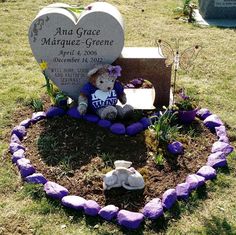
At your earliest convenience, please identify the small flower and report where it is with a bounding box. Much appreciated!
[108,65,122,79]
[39,60,48,71]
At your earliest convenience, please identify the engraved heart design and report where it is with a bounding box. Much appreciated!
[94,90,111,102]
[29,2,124,100]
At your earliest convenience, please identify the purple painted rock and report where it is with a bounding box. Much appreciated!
[215,126,227,137]
[61,195,87,210]
[16,158,30,167]
[83,114,100,123]
[67,107,82,119]
[20,118,32,128]
[110,123,126,135]
[185,174,205,190]
[9,142,25,154]
[46,106,66,118]
[98,205,119,221]
[44,181,69,200]
[25,173,47,184]
[143,198,163,219]
[31,112,46,123]
[130,78,143,87]
[11,125,26,140]
[178,109,197,124]
[98,119,112,128]
[139,117,151,129]
[168,141,183,155]
[10,134,21,144]
[207,152,227,168]
[203,114,223,130]
[162,188,177,210]
[126,122,143,136]
[117,210,144,230]
[176,182,191,200]
[197,165,217,180]
[12,149,25,163]
[84,200,101,216]
[211,141,234,156]
[196,108,212,120]
[219,136,229,143]
[19,163,36,178]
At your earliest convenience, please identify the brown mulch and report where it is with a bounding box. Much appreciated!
[9,100,218,212]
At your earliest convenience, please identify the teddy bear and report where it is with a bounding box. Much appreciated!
[77,64,134,120]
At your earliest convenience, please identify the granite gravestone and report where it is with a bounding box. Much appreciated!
[29,2,124,101]
[199,0,236,19]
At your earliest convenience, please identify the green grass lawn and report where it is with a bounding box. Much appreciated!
[1,0,236,234]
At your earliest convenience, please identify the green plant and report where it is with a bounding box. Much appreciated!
[154,153,165,166]
[30,98,44,111]
[175,89,198,111]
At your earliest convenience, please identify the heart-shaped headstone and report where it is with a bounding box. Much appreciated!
[29,2,124,101]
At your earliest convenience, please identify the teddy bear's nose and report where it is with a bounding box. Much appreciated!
[107,87,111,90]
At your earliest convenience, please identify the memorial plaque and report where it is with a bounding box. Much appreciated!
[29,2,124,100]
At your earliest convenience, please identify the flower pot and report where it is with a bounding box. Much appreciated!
[178,108,198,124]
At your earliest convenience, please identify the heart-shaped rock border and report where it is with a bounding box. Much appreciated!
[9,108,234,230]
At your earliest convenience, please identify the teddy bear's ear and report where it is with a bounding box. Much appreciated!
[87,67,99,77]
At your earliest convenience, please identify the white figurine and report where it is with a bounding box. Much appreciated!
[103,160,145,190]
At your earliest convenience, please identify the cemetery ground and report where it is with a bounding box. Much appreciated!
[0,0,236,234]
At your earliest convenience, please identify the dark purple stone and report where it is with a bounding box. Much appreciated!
[98,119,112,128]
[46,106,65,118]
[178,109,197,124]
[207,152,227,168]
[130,78,143,88]
[19,163,36,178]
[11,125,26,140]
[25,173,47,184]
[196,108,212,120]
[176,182,191,200]
[20,118,32,128]
[139,117,151,129]
[203,114,223,130]
[83,114,100,123]
[197,165,217,180]
[31,112,46,123]
[168,141,183,155]
[10,134,21,144]
[143,198,163,219]
[211,141,234,156]
[110,123,126,135]
[98,205,119,221]
[12,149,25,163]
[9,142,25,154]
[44,181,69,200]
[185,174,205,190]
[117,210,144,230]
[67,107,82,119]
[126,122,143,136]
[61,195,87,210]
[215,126,227,137]
[162,188,177,210]
[83,200,101,216]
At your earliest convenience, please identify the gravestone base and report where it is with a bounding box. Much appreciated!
[114,47,172,109]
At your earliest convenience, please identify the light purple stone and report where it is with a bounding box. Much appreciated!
[176,182,191,200]
[20,118,32,128]
[219,136,229,143]
[11,125,26,140]
[46,106,65,118]
[9,142,25,154]
[203,114,223,130]
[83,114,100,123]
[207,152,227,168]
[117,210,144,230]
[197,165,217,180]
[110,123,126,135]
[185,174,205,190]
[67,107,82,119]
[44,181,69,200]
[196,108,212,120]
[143,198,163,219]
[10,134,21,144]
[61,195,87,210]
[12,149,25,163]
[162,188,177,210]
[168,141,183,155]
[19,163,36,178]
[215,126,227,137]
[25,173,47,184]
[98,205,119,221]
[84,200,101,216]
[98,119,112,128]
[139,117,151,129]
[126,122,143,136]
[16,158,30,167]
[211,141,234,156]
[31,111,46,123]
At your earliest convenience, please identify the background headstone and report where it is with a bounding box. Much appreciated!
[29,2,124,101]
